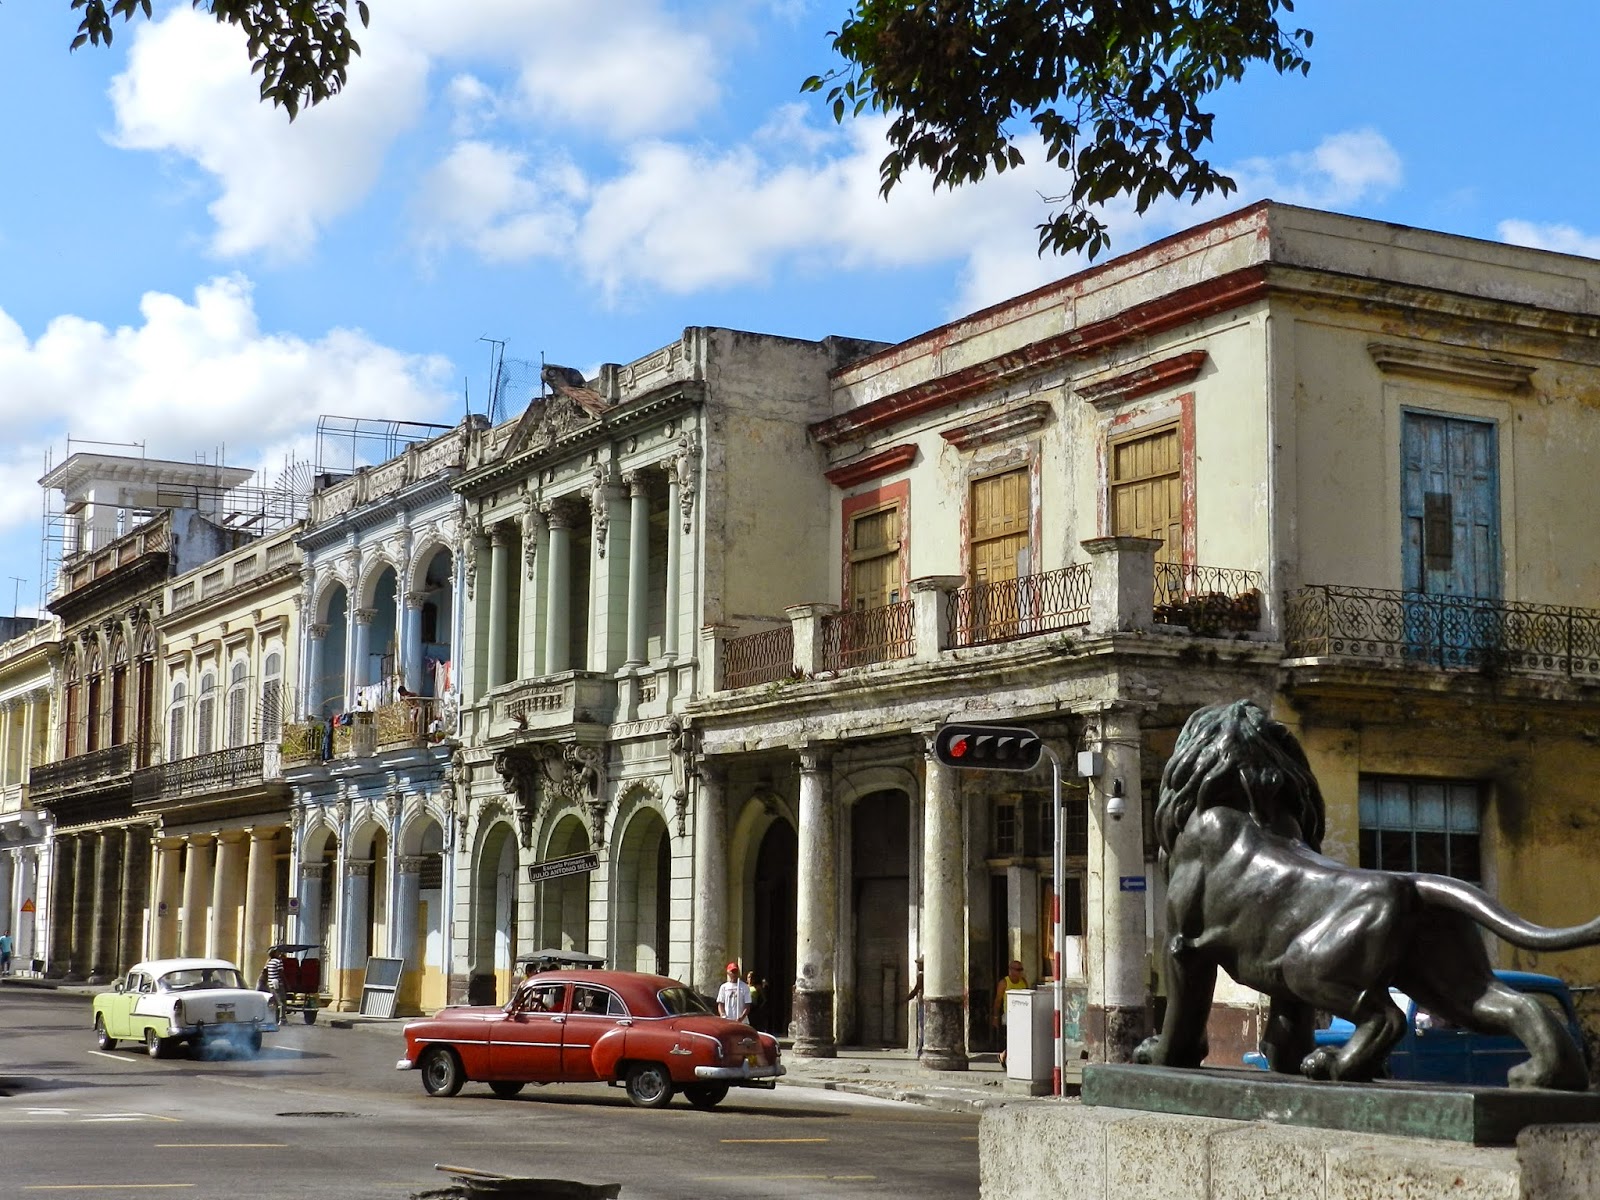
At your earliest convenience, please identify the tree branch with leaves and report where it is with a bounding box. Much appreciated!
[69,0,369,118]
[804,0,1311,259]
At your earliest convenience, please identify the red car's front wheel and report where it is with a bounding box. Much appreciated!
[420,1046,464,1098]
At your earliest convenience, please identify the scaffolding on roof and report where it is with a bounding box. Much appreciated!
[314,414,455,478]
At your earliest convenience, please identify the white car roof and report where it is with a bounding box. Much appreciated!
[128,958,244,975]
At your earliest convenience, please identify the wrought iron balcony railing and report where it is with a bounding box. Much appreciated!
[1154,563,1265,635]
[1284,585,1600,680]
[722,626,796,690]
[132,744,268,802]
[820,600,916,672]
[947,563,1093,648]
[30,743,138,798]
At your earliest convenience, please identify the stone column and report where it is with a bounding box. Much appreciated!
[306,623,328,715]
[17,847,39,965]
[209,830,247,961]
[339,859,373,1009]
[47,834,74,976]
[0,850,13,938]
[402,593,426,695]
[242,827,277,980]
[521,504,548,680]
[151,837,183,959]
[487,523,512,690]
[352,608,375,698]
[180,834,216,958]
[663,465,683,664]
[394,855,424,1014]
[87,830,121,982]
[69,834,95,979]
[623,472,650,669]
[920,739,969,1069]
[297,861,325,950]
[911,576,964,662]
[691,764,728,995]
[793,748,837,1058]
[543,505,574,674]
[116,826,147,973]
[1085,707,1149,1062]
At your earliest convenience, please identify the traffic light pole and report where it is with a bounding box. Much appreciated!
[1042,745,1065,1097]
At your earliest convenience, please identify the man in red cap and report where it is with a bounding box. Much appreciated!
[716,960,751,1022]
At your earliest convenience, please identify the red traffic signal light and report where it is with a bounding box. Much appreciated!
[933,723,1043,772]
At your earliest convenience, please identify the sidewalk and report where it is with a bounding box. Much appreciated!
[6,975,1067,1115]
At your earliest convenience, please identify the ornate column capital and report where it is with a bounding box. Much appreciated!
[403,590,427,611]
[309,621,329,641]
[353,608,377,627]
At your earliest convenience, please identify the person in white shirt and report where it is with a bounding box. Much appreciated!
[716,961,751,1022]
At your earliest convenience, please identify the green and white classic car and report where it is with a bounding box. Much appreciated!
[92,957,275,1058]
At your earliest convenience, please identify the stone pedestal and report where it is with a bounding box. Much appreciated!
[980,1099,1600,1200]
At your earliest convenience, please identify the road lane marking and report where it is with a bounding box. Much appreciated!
[718,1138,829,1144]
[154,1144,287,1149]
[88,1051,124,1062]
[24,1186,196,1192]
[695,1176,875,1182]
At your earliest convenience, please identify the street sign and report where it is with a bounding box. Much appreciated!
[20,898,34,913]
[932,722,1044,771]
[528,851,600,884]
[1119,876,1147,892]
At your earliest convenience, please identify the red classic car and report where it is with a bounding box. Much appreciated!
[396,969,784,1109]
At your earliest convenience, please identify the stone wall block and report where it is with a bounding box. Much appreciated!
[1518,1125,1600,1200]
[1322,1136,1517,1200]
[979,1105,1134,1200]
[1106,1111,1232,1200]
[1209,1122,1329,1200]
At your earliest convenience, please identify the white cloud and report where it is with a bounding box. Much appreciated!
[0,276,454,539]
[107,0,720,259]
[1497,219,1600,259]
[408,113,1407,313]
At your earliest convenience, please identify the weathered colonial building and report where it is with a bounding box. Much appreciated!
[448,332,884,1013]
[282,419,469,1013]
[0,616,59,971]
[32,454,258,980]
[145,521,303,977]
[687,200,1600,1066]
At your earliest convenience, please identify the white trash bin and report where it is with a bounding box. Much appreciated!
[1005,987,1055,1083]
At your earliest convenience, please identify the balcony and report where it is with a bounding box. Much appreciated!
[709,540,1264,694]
[30,743,139,800]
[1285,585,1600,681]
[947,563,1092,648]
[820,600,915,671]
[132,743,276,803]
[279,712,378,769]
[375,697,455,750]
[491,672,616,737]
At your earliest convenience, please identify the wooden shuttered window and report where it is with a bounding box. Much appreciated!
[848,504,903,611]
[1109,423,1181,563]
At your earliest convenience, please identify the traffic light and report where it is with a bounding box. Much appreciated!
[933,723,1044,772]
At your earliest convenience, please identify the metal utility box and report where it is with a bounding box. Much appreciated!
[1006,988,1056,1082]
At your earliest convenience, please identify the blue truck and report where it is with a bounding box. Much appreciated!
[1243,970,1589,1086]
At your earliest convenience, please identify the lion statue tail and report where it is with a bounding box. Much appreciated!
[1413,874,1600,950]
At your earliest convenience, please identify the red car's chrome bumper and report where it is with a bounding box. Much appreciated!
[694,1062,786,1083]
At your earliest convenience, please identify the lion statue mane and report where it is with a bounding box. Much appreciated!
[1134,698,1598,1090]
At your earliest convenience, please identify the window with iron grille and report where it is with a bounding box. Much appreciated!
[1359,776,1482,885]
[993,800,1019,855]
[260,652,283,741]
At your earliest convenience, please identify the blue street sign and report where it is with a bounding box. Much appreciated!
[1119,876,1147,892]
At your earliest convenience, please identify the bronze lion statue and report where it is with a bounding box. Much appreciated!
[1133,698,1599,1090]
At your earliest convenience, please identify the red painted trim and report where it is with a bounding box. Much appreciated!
[1078,350,1209,408]
[811,266,1268,446]
[840,480,910,610]
[824,443,917,489]
[828,200,1272,383]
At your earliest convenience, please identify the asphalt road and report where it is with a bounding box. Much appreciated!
[0,988,980,1199]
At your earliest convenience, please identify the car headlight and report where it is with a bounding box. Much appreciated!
[173,1001,186,1027]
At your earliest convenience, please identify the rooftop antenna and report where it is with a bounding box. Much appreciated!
[479,336,505,423]
[10,576,23,619]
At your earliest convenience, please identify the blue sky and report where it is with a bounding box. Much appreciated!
[1,1,1597,613]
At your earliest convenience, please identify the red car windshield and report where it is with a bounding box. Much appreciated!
[657,986,715,1016]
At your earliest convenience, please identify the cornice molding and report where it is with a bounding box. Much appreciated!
[1366,342,1534,393]
[938,401,1053,450]
[1077,350,1209,409]
[824,444,917,488]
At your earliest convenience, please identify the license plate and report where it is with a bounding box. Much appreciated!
[745,1054,757,1068]
[214,1011,236,1023]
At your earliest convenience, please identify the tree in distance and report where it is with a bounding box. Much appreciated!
[803,0,1313,260]
[65,0,370,118]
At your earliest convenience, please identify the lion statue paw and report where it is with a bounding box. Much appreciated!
[1300,1047,1338,1080]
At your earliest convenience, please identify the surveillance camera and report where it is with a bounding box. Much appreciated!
[1105,792,1126,820]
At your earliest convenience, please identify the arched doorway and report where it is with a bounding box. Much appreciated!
[317,586,349,715]
[852,790,910,1047]
[470,821,517,1005]
[398,814,447,1014]
[613,807,671,975]
[753,821,797,1037]
[540,816,591,954]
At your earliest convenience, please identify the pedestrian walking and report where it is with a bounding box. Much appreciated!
[744,970,764,1030]
[0,930,11,976]
[716,961,751,1022]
